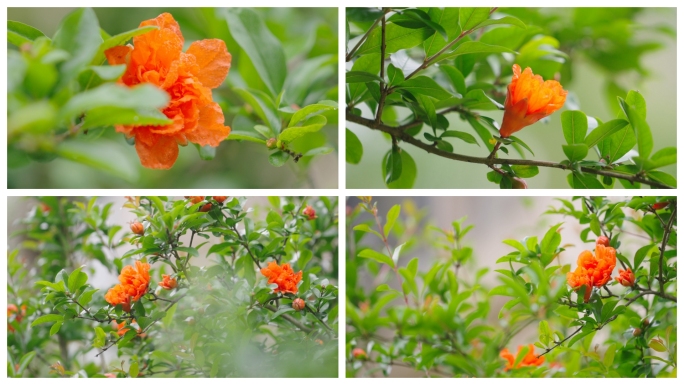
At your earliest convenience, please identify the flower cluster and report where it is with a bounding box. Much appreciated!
[260,261,302,294]
[566,239,617,302]
[500,344,545,371]
[615,268,635,287]
[158,274,177,290]
[7,304,27,332]
[499,64,567,138]
[105,13,232,169]
[105,261,151,312]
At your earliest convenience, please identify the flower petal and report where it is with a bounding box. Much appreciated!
[186,39,232,89]
[105,45,132,65]
[134,132,180,169]
[185,102,231,147]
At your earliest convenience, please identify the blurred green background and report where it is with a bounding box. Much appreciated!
[346,8,676,189]
[8,8,338,189]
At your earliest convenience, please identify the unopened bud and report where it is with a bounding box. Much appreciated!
[511,177,528,189]
[130,221,144,235]
[292,298,305,311]
[266,138,277,149]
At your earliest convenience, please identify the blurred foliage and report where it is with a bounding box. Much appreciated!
[346,7,676,189]
[346,196,676,377]
[7,8,338,188]
[8,196,338,377]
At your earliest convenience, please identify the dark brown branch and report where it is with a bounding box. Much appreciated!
[375,9,388,123]
[347,113,672,189]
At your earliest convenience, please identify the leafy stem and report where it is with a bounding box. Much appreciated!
[347,113,672,189]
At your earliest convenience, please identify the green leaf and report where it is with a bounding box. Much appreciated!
[225,8,286,96]
[268,151,289,167]
[442,130,479,146]
[93,326,106,348]
[346,129,363,164]
[60,83,170,122]
[604,343,617,367]
[81,107,171,130]
[423,8,461,57]
[561,110,588,145]
[271,307,295,320]
[440,66,466,95]
[233,88,280,134]
[392,243,406,264]
[619,94,653,159]
[572,173,605,189]
[358,249,395,269]
[511,165,539,178]
[540,223,562,256]
[278,115,327,142]
[31,314,64,327]
[648,339,668,353]
[584,119,629,149]
[347,54,380,103]
[384,147,403,184]
[387,64,404,86]
[52,8,102,89]
[563,144,589,162]
[382,149,417,188]
[475,16,526,30]
[129,361,139,378]
[353,224,382,239]
[415,94,438,128]
[288,102,337,128]
[254,125,272,139]
[395,76,452,100]
[67,266,87,293]
[509,136,534,155]
[356,24,435,56]
[92,25,157,64]
[225,131,267,144]
[8,21,46,46]
[459,8,491,31]
[384,205,401,237]
[401,9,448,40]
[436,41,514,63]
[647,170,676,188]
[648,147,676,169]
[463,89,504,110]
[49,321,63,336]
[163,303,177,328]
[88,64,126,81]
[78,289,98,307]
[346,70,384,84]
[297,249,313,270]
[56,141,138,183]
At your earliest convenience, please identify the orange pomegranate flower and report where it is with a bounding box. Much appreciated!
[158,274,177,290]
[105,261,151,312]
[566,243,616,302]
[500,344,545,371]
[8,304,27,332]
[113,320,146,337]
[260,261,303,294]
[499,64,567,138]
[105,13,232,169]
[615,268,635,287]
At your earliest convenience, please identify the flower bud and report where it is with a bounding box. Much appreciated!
[632,328,642,337]
[200,203,212,212]
[39,203,51,213]
[188,196,204,205]
[352,348,367,359]
[511,177,528,189]
[615,268,635,287]
[653,202,669,210]
[292,298,305,311]
[266,138,277,149]
[596,236,610,248]
[213,196,227,203]
[302,205,316,220]
[642,318,650,327]
[130,221,144,235]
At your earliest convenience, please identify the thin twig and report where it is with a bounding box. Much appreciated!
[375,9,388,124]
[346,114,672,189]
[346,11,385,61]
[658,204,676,294]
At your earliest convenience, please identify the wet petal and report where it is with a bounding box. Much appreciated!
[185,102,230,146]
[186,39,231,88]
[105,45,132,65]
[134,132,179,169]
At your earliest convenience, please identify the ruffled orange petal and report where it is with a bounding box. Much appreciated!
[134,132,180,170]
[105,45,132,65]
[185,102,230,147]
[186,39,232,89]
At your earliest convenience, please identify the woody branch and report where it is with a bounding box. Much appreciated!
[347,113,672,189]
